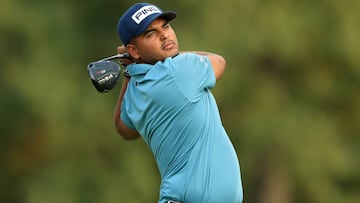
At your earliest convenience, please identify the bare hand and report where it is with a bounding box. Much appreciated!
[117,45,133,66]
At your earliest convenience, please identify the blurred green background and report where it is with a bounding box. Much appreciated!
[1,0,359,202]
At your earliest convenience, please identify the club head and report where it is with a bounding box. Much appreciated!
[87,60,122,93]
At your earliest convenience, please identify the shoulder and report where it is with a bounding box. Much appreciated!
[170,53,209,66]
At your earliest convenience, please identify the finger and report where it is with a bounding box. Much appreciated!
[120,58,133,66]
[117,45,126,54]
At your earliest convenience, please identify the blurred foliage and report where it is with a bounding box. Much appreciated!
[1,0,359,202]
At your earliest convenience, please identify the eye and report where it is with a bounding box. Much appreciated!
[163,23,171,29]
[145,31,155,38]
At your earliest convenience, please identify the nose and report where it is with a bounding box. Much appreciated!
[160,30,169,41]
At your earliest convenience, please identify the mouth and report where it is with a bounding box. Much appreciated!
[162,41,175,50]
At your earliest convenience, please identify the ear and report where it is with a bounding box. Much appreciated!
[126,44,140,60]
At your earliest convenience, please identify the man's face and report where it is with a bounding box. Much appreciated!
[130,18,179,64]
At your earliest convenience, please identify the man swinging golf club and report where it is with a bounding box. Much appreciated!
[113,3,243,203]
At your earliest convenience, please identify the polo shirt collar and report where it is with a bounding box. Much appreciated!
[127,63,153,76]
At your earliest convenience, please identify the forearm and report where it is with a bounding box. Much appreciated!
[114,78,128,128]
[114,78,140,140]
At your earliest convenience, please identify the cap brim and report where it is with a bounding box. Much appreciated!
[158,11,176,21]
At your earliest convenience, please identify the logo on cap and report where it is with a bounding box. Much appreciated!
[132,5,161,24]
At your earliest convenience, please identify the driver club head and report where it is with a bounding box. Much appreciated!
[87,60,122,93]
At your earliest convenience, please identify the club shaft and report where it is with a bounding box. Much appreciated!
[98,53,129,61]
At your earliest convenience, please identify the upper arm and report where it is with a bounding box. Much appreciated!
[178,51,226,81]
[115,118,140,140]
[116,100,140,140]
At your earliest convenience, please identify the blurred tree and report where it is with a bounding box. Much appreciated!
[0,0,359,202]
[0,86,47,202]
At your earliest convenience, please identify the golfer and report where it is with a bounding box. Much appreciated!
[114,3,243,203]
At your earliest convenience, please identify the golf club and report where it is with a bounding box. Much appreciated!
[87,53,130,93]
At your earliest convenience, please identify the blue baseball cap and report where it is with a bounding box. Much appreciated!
[117,3,176,45]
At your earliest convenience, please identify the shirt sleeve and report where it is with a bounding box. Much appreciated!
[171,53,216,100]
[120,99,136,130]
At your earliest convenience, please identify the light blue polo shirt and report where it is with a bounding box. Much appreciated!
[121,53,243,203]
